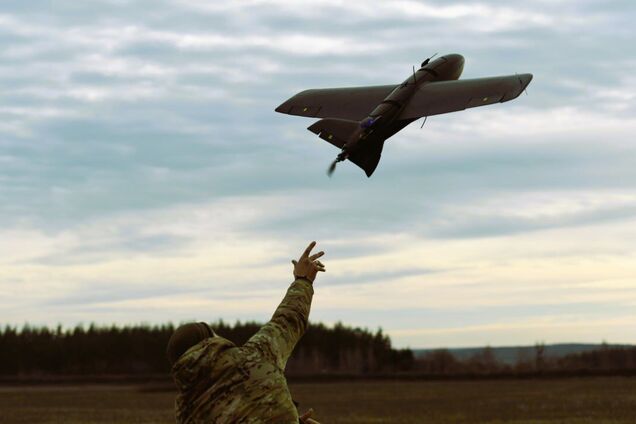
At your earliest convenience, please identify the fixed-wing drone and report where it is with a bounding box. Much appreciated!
[275,54,532,177]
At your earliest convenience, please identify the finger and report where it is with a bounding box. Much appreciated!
[292,260,298,266]
[301,241,316,259]
[300,409,314,420]
[314,260,324,267]
[309,251,324,261]
[317,267,326,272]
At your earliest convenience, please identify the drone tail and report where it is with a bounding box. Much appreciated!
[348,139,385,177]
[308,118,384,177]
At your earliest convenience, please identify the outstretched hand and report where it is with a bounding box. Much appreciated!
[292,241,326,283]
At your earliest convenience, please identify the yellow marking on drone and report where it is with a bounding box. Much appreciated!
[483,97,489,102]
[328,134,333,140]
[303,107,308,112]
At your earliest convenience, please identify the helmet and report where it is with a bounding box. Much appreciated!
[166,322,215,366]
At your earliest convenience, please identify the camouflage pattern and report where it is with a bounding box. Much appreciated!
[171,278,314,423]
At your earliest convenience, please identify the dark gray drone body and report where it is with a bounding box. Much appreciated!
[276,54,532,177]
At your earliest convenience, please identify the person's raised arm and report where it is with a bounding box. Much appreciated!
[246,241,325,369]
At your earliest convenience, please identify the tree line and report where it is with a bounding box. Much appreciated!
[414,343,636,377]
[2,324,634,379]
[0,322,413,377]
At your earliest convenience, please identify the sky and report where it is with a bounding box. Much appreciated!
[1,0,635,349]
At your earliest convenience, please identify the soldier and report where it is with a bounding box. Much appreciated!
[166,241,325,424]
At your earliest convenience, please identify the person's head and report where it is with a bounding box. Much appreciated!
[166,322,216,367]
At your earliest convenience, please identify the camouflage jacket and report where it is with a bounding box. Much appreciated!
[172,278,314,423]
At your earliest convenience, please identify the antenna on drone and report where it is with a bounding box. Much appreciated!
[421,52,438,67]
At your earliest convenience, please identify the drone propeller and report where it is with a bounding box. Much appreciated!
[421,52,438,67]
[327,159,338,176]
[327,151,348,177]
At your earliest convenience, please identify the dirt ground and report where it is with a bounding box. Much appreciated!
[1,377,635,423]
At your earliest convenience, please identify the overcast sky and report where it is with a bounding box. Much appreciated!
[1,0,635,348]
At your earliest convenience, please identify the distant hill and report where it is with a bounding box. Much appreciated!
[414,343,635,365]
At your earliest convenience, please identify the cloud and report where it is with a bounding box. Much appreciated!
[0,0,635,347]
[389,315,636,348]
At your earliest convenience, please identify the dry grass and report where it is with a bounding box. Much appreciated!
[292,378,636,423]
[0,377,635,423]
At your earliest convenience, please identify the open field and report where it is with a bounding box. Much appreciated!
[1,377,635,423]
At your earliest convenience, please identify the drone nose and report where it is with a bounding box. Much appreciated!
[443,54,464,80]
[444,54,464,67]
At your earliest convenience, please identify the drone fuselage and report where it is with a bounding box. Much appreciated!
[343,54,465,156]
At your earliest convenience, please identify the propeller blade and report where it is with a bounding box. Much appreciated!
[327,159,338,177]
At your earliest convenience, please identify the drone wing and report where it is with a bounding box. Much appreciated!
[275,85,397,121]
[399,74,533,119]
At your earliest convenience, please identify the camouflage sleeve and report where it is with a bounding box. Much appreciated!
[245,278,314,369]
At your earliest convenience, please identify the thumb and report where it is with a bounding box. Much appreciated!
[292,260,298,266]
[300,408,314,421]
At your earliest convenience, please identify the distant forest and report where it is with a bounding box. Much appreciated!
[1,323,635,379]
[0,322,412,377]
[415,343,636,377]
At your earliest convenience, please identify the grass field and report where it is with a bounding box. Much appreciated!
[1,377,635,423]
